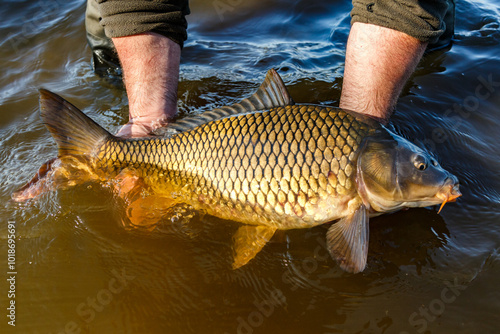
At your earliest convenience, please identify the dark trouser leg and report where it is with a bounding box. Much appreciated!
[85,0,121,77]
[427,0,455,52]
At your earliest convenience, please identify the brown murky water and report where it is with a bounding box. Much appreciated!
[1,1,499,333]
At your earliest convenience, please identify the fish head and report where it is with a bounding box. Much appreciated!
[357,129,461,213]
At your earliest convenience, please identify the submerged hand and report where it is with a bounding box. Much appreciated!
[115,115,170,138]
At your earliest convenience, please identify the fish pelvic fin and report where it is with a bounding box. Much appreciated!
[39,89,111,157]
[232,225,277,269]
[161,68,294,134]
[326,204,369,273]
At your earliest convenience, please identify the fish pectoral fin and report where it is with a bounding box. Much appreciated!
[326,204,369,273]
[232,225,277,269]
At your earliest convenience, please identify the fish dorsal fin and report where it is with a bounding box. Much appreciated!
[326,204,369,273]
[242,67,294,110]
[158,69,294,135]
[232,225,277,269]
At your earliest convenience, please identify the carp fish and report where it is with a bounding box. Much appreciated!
[13,69,461,273]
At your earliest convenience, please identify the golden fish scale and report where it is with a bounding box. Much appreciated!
[98,105,371,228]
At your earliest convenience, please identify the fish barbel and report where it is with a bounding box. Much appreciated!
[13,69,461,273]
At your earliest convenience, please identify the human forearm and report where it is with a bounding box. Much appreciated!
[340,22,427,121]
[113,32,181,137]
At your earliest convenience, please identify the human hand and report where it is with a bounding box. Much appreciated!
[115,115,170,138]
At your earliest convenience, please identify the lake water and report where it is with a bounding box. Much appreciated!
[0,0,499,333]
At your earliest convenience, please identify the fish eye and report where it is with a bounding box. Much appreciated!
[413,155,428,171]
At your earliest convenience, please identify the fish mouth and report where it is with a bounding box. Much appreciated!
[436,177,462,214]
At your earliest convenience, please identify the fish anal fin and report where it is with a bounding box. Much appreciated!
[123,194,178,230]
[326,204,369,273]
[110,170,175,230]
[112,169,145,200]
[232,225,277,269]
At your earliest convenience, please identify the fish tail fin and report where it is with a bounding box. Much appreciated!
[39,89,111,157]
